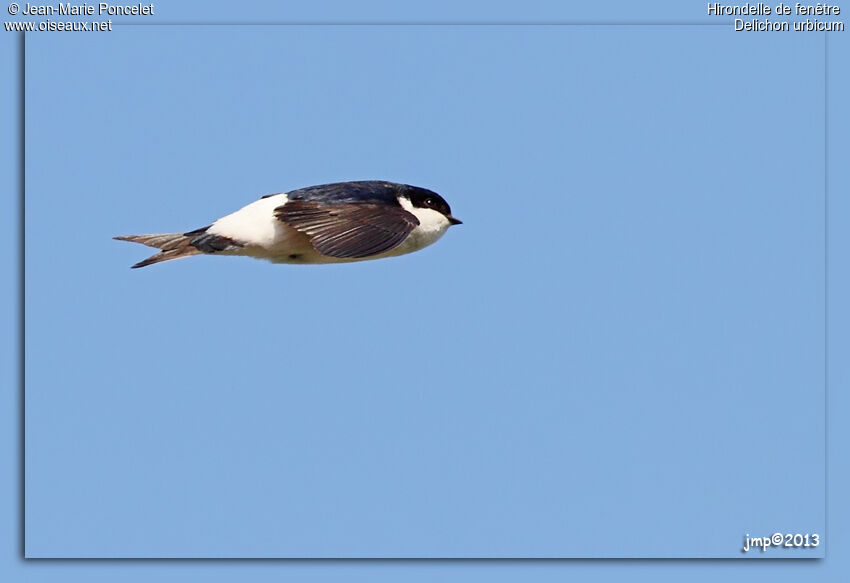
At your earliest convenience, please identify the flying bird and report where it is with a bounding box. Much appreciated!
[115,181,461,268]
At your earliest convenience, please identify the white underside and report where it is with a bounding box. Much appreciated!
[205,193,451,264]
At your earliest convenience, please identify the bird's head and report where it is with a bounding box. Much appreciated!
[399,185,462,228]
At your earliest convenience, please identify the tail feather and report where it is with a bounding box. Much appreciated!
[114,233,202,268]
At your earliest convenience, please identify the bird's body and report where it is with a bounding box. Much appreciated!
[116,181,461,268]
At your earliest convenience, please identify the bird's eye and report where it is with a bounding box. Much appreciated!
[424,198,435,207]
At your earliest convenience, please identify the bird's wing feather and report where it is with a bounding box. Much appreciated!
[275,201,419,258]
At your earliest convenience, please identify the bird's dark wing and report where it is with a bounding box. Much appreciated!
[275,201,419,258]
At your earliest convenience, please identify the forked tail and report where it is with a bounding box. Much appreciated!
[114,232,203,268]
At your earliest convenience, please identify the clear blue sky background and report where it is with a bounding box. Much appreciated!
[25,21,826,557]
[3,0,849,580]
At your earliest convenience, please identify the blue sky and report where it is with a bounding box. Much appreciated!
[2,0,849,580]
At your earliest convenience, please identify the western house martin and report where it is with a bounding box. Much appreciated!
[115,181,462,268]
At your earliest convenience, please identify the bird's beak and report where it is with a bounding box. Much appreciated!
[448,216,463,225]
